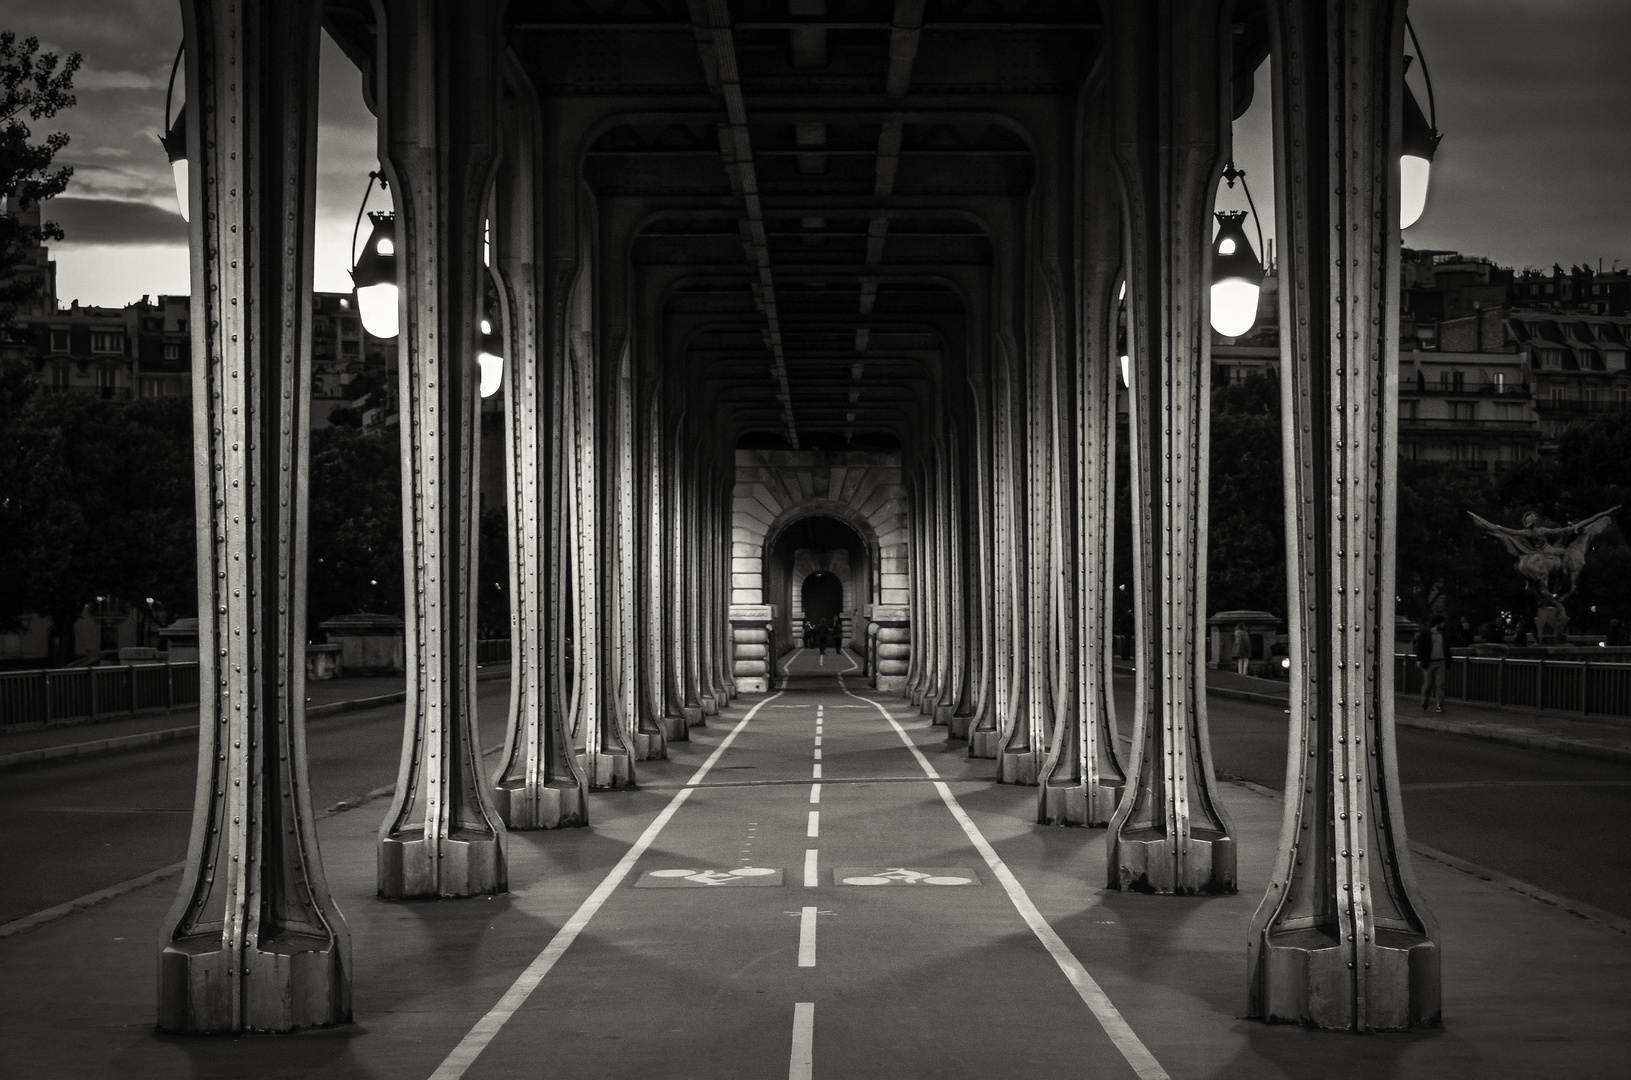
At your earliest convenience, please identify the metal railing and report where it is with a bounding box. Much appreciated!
[1395,653,1631,720]
[0,662,201,727]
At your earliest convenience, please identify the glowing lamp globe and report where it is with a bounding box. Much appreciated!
[1209,211,1264,338]
[351,212,400,339]
[478,317,503,398]
[160,103,189,223]
[1400,78,1441,229]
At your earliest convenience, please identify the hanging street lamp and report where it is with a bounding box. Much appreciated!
[1210,163,1266,339]
[159,46,187,222]
[349,171,399,339]
[1400,18,1442,230]
[478,274,503,398]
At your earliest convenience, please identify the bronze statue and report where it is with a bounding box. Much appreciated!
[1468,507,1620,643]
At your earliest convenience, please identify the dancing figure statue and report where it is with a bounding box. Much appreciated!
[1468,506,1620,643]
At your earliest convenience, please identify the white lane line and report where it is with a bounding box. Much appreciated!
[813,748,822,760]
[812,763,822,779]
[804,848,819,887]
[780,649,806,688]
[426,691,785,1080]
[806,811,820,837]
[814,735,822,746]
[809,783,821,804]
[837,666,1170,1080]
[798,906,818,966]
[789,1002,815,1080]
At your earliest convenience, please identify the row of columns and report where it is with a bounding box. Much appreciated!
[163,0,1437,1038]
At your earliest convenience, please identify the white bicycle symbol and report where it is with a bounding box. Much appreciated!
[647,867,779,885]
[842,868,972,886]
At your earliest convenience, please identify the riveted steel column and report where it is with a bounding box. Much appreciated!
[376,0,508,898]
[1248,0,1439,1030]
[634,381,669,756]
[1105,0,1236,894]
[159,0,349,1034]
[965,350,1001,755]
[1041,71,1126,826]
[490,63,588,831]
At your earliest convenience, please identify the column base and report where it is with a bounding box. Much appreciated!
[580,749,634,790]
[932,703,954,728]
[158,930,348,1034]
[997,746,1044,785]
[1039,779,1122,826]
[968,728,1000,758]
[735,677,769,693]
[875,675,908,692]
[378,829,507,899]
[633,730,666,761]
[663,714,690,741]
[682,705,704,727]
[909,686,926,706]
[1108,826,1235,895]
[1251,927,1440,1031]
[493,778,588,830]
[700,694,719,716]
[947,711,973,739]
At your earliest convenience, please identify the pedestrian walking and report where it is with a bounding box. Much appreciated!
[1416,615,1448,713]
[1231,622,1251,676]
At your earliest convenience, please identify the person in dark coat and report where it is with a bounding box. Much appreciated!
[1414,615,1448,713]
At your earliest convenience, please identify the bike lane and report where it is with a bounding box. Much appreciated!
[440,650,1163,1080]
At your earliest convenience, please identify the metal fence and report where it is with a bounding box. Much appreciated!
[0,662,201,727]
[476,637,511,666]
[1396,653,1631,720]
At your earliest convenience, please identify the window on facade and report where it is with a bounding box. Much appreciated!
[1400,400,1418,419]
[1452,371,1464,391]
[90,331,122,353]
[50,329,68,352]
[163,343,180,360]
[1438,372,1451,390]
[1617,388,1629,407]
[1449,401,1475,421]
[1550,387,1565,406]
[1493,372,1505,393]
[341,339,360,357]
[51,365,69,391]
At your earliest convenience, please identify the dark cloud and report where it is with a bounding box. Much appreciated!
[47,196,186,246]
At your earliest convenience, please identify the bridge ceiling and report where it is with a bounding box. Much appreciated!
[505,0,1105,450]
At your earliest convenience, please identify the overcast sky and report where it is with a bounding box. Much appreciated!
[4,0,1629,308]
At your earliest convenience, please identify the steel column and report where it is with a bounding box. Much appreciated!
[159,0,349,1033]
[1105,0,1236,894]
[1248,0,1440,1030]
[375,0,508,898]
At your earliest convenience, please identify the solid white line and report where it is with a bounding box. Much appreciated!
[804,848,819,886]
[789,1002,815,1080]
[812,763,821,779]
[809,783,821,804]
[426,691,785,1080]
[806,810,820,837]
[780,649,806,688]
[837,671,1170,1080]
[798,906,818,967]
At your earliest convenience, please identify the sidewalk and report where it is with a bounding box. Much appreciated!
[1203,666,1631,765]
[0,669,507,771]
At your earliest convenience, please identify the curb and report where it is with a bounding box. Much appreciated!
[0,667,510,773]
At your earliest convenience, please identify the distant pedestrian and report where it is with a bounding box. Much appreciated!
[1232,622,1251,676]
[1416,615,1448,713]
[816,618,830,656]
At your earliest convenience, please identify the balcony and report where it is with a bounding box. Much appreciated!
[1398,416,1536,432]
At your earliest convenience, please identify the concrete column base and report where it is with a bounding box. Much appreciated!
[909,686,926,706]
[968,728,1000,758]
[734,676,769,693]
[662,714,690,741]
[633,731,666,761]
[159,932,347,1034]
[1039,779,1121,827]
[493,779,588,830]
[581,749,633,790]
[378,830,506,899]
[1252,928,1440,1031]
[682,704,704,726]
[875,675,908,692]
[1109,828,1235,895]
[700,694,719,716]
[997,746,1044,785]
[933,703,955,728]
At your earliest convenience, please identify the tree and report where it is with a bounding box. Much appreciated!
[0,32,80,321]
[1207,372,1287,617]
[306,426,404,635]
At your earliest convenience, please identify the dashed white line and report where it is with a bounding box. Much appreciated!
[812,763,821,779]
[797,906,818,967]
[813,748,822,760]
[806,811,820,837]
[804,848,819,887]
[789,1002,814,1080]
[809,783,821,804]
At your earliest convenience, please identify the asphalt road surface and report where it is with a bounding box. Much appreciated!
[4,671,1629,929]
[0,680,511,925]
